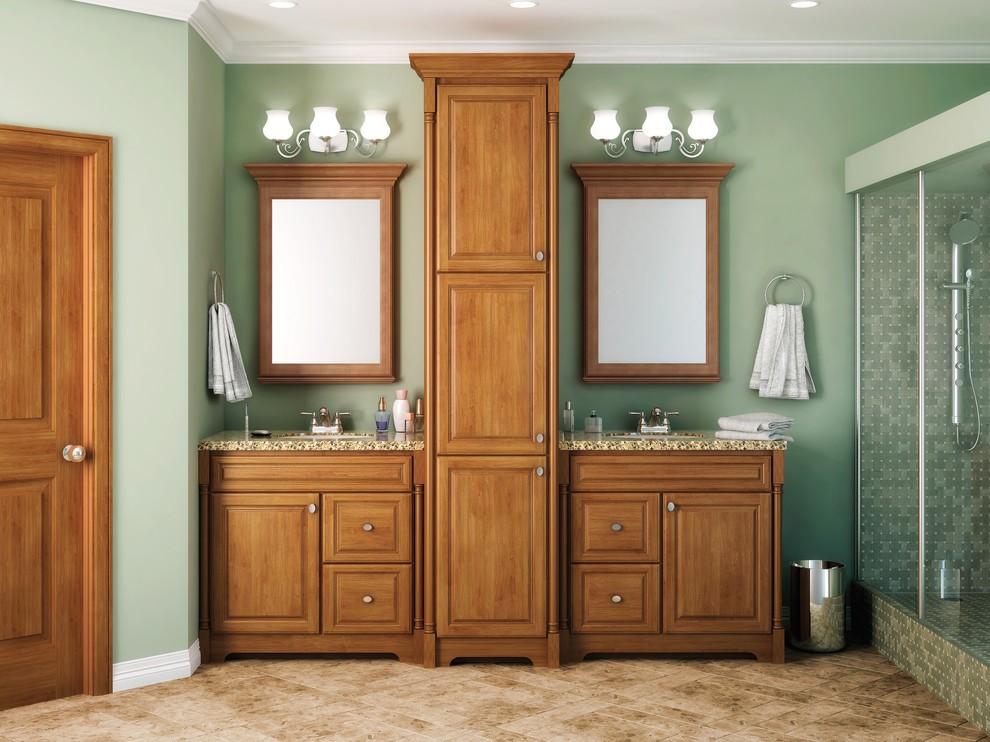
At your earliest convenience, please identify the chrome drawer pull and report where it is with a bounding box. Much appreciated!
[308,503,317,514]
[611,595,623,603]
[362,523,374,531]
[536,433,544,443]
[536,467,544,476]
[667,501,676,512]
[362,595,374,604]
[611,523,623,531]
[536,251,545,261]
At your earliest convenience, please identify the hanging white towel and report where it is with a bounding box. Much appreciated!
[715,429,794,442]
[749,304,816,400]
[208,301,252,403]
[718,412,794,433]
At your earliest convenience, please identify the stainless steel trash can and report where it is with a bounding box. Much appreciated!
[789,560,845,652]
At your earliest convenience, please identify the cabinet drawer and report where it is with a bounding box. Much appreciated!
[571,493,660,562]
[570,453,771,492]
[571,564,660,634]
[211,453,412,492]
[323,493,412,562]
[323,565,412,634]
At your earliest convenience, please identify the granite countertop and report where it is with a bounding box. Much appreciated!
[559,431,788,451]
[198,430,425,452]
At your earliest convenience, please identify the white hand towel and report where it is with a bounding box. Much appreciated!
[208,302,252,403]
[718,412,794,433]
[715,429,793,442]
[749,304,816,400]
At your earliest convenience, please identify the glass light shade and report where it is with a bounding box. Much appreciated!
[262,109,293,142]
[310,107,341,139]
[641,106,673,139]
[687,109,718,142]
[590,109,620,142]
[360,110,391,142]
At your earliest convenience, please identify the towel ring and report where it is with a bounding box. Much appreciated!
[764,273,806,307]
[211,270,224,305]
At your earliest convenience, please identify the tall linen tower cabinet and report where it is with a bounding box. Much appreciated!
[410,53,573,667]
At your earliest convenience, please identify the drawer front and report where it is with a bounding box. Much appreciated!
[323,564,412,634]
[211,453,412,492]
[571,493,660,562]
[570,453,771,492]
[571,564,660,634]
[323,493,412,562]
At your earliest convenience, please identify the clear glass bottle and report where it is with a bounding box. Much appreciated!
[374,395,391,432]
[562,401,574,433]
[584,409,603,433]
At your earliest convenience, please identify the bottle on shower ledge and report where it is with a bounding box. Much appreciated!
[374,395,391,433]
[392,389,411,433]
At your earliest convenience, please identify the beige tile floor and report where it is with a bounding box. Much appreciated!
[0,645,986,741]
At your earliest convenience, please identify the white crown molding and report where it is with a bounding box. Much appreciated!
[112,640,201,692]
[71,3,990,64]
[72,0,200,22]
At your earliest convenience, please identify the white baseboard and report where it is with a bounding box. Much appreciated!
[112,640,201,692]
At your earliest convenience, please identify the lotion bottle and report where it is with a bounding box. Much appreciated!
[392,389,411,433]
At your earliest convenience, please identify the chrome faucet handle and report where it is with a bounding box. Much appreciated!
[629,411,646,433]
[663,411,679,429]
[331,411,351,433]
[300,411,317,432]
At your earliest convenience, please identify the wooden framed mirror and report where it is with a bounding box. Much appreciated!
[247,162,406,383]
[572,162,733,383]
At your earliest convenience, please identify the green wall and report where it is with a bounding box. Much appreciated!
[225,62,989,600]
[0,0,222,662]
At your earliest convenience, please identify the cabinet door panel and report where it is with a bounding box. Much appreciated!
[663,492,771,634]
[437,85,547,272]
[211,493,320,634]
[436,456,547,636]
[571,564,660,634]
[323,565,412,634]
[437,274,547,454]
[323,493,411,563]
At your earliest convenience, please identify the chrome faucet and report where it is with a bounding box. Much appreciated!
[629,407,679,434]
[300,406,348,433]
[329,411,351,434]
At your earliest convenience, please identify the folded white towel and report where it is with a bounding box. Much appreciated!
[715,429,793,442]
[718,412,794,434]
[749,304,816,400]
[208,302,252,403]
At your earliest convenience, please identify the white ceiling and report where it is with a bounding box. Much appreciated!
[73,0,990,63]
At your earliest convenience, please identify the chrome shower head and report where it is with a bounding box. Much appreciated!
[949,212,981,246]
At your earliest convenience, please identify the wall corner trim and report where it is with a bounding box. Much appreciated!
[112,641,202,693]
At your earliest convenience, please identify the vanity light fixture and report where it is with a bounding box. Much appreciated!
[591,107,717,159]
[262,107,391,159]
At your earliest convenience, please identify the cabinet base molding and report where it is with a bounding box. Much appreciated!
[204,632,422,665]
[567,629,785,663]
[434,637,552,667]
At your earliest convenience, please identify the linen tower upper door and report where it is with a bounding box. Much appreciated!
[437,84,547,272]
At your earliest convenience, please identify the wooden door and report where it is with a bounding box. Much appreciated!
[0,133,111,709]
[436,456,547,636]
[211,493,321,634]
[436,273,547,455]
[662,492,772,634]
[437,84,547,272]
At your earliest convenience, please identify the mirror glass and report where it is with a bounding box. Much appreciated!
[247,163,406,383]
[573,162,733,382]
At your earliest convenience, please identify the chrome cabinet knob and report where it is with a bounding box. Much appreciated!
[611,523,623,531]
[362,523,374,532]
[536,467,545,476]
[308,503,317,514]
[535,251,545,261]
[611,595,623,603]
[362,595,374,604]
[667,502,676,512]
[62,445,86,463]
[536,433,544,443]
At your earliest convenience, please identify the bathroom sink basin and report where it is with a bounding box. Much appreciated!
[274,432,376,440]
[603,432,706,440]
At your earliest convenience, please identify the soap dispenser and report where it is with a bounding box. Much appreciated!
[374,395,391,432]
[584,410,603,433]
[392,389,410,433]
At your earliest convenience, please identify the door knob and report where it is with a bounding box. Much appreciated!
[62,445,86,463]
[667,501,676,512]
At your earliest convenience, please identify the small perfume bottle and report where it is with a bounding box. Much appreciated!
[562,401,574,433]
[584,409,603,433]
[414,398,425,434]
[374,395,391,432]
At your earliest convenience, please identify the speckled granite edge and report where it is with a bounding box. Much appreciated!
[198,431,424,451]
[559,432,788,451]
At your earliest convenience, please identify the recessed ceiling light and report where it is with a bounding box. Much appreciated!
[268,1,297,8]
[789,1,819,7]
[509,1,539,8]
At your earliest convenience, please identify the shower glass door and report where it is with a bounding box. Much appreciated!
[922,143,990,661]
[858,169,921,611]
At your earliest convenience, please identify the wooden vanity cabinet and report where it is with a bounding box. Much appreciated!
[199,450,424,664]
[412,53,573,667]
[561,450,785,663]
